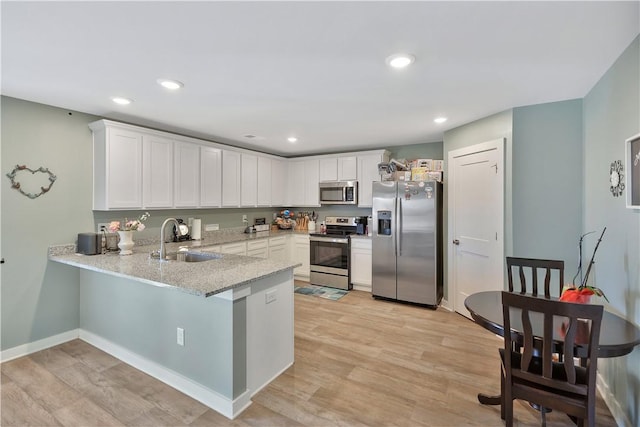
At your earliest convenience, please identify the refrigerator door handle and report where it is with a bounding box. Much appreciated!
[393,197,398,256]
[398,197,403,256]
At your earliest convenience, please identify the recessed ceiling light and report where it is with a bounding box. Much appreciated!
[386,53,415,69]
[111,97,132,105]
[157,79,184,90]
[434,117,448,124]
[287,137,298,143]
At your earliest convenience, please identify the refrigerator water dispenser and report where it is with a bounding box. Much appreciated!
[377,211,392,235]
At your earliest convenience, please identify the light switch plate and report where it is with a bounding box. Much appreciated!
[265,289,277,304]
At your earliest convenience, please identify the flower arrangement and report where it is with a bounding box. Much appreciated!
[560,227,609,303]
[108,212,150,232]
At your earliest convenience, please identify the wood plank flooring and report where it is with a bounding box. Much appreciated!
[1,285,618,426]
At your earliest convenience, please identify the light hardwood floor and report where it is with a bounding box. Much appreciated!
[1,285,618,426]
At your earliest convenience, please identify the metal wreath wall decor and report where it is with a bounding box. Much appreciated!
[609,159,625,197]
[6,164,57,199]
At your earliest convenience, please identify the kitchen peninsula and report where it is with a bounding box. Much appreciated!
[48,241,299,419]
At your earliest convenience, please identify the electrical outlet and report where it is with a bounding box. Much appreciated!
[205,224,219,231]
[265,289,277,304]
[177,327,185,346]
[242,214,248,223]
[97,223,109,233]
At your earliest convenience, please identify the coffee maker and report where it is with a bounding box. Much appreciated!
[355,216,368,235]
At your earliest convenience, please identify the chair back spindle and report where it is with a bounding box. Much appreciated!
[507,257,564,298]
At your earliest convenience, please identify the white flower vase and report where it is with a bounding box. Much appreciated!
[117,230,134,255]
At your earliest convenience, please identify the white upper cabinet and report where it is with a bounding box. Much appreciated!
[222,150,242,207]
[174,142,200,208]
[257,156,272,207]
[319,158,338,182]
[357,151,390,207]
[270,158,286,207]
[241,153,258,207]
[142,135,173,209]
[288,160,306,206]
[338,156,357,180]
[304,159,320,206]
[288,159,319,206]
[90,121,143,210]
[318,156,357,182]
[200,146,222,207]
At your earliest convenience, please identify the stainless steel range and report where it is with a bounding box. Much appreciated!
[309,216,357,290]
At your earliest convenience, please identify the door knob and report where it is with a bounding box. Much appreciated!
[452,239,460,245]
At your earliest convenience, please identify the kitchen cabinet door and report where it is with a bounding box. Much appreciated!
[268,236,288,261]
[257,156,272,207]
[351,238,372,291]
[304,159,320,206]
[270,159,286,207]
[247,240,269,259]
[338,156,357,181]
[222,150,241,207]
[241,153,258,207]
[319,157,338,182]
[288,161,305,206]
[358,153,387,207]
[100,126,143,209]
[142,135,173,209]
[292,234,310,279]
[174,142,200,207]
[200,146,222,207]
[220,241,247,255]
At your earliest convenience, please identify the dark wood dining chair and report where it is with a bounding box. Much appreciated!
[500,291,603,427]
[506,257,564,298]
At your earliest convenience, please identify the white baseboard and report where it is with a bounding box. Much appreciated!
[79,329,251,419]
[597,372,631,427]
[0,329,79,363]
[251,361,294,397]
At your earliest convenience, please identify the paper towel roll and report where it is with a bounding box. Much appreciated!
[191,219,202,240]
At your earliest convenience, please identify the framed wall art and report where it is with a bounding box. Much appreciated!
[626,132,640,209]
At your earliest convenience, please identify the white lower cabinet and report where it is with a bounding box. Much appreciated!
[247,239,268,258]
[268,236,288,261]
[350,238,372,291]
[291,234,310,280]
[220,241,247,255]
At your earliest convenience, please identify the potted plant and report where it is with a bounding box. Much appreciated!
[560,227,608,303]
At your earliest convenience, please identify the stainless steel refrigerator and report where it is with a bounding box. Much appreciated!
[371,180,443,306]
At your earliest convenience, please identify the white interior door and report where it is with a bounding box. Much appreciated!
[449,138,504,318]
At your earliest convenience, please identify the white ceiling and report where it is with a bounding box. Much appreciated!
[2,1,638,157]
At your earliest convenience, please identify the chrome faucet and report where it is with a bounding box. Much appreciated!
[159,218,181,260]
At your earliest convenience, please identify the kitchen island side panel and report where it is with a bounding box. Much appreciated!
[79,269,236,398]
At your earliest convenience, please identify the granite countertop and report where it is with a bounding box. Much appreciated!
[49,229,304,298]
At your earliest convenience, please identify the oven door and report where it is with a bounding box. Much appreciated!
[309,235,352,290]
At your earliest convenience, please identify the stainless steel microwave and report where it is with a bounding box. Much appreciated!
[319,181,358,205]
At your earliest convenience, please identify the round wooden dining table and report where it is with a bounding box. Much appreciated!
[464,290,640,405]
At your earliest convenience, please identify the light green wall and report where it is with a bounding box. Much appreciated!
[512,99,583,281]
[388,141,443,162]
[583,36,639,426]
[1,97,98,350]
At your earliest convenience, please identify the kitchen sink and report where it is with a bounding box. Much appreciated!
[165,251,223,262]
